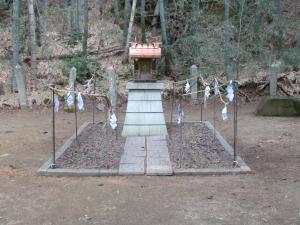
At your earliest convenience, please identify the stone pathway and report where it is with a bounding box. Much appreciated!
[119,136,173,176]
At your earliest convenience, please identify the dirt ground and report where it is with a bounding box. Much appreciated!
[0,99,299,225]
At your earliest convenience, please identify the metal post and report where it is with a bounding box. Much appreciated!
[179,95,183,168]
[200,100,203,122]
[170,83,175,139]
[213,95,216,140]
[115,108,118,141]
[51,86,56,168]
[92,76,96,124]
[105,101,109,141]
[233,81,238,162]
[74,82,78,140]
[170,83,175,124]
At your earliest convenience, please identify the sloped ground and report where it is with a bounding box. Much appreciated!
[0,100,299,225]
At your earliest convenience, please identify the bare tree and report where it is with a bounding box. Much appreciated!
[124,0,137,63]
[11,0,20,92]
[123,0,131,47]
[82,0,89,55]
[113,0,120,24]
[28,0,37,88]
[141,0,146,42]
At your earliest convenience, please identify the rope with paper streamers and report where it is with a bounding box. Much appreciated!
[47,84,112,118]
[172,75,238,122]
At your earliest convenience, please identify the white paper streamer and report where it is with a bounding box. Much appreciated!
[184,80,190,93]
[54,95,60,113]
[110,113,118,130]
[77,92,84,111]
[222,106,228,121]
[205,86,211,99]
[226,80,234,102]
[214,79,219,96]
[66,93,74,107]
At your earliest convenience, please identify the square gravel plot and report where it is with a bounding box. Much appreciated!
[55,123,126,169]
[167,123,235,169]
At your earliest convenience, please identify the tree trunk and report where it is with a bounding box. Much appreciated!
[275,0,284,58]
[42,0,49,59]
[70,0,76,32]
[159,0,171,75]
[11,0,20,92]
[124,0,137,63]
[63,0,69,34]
[159,0,168,45]
[35,1,42,47]
[43,0,49,32]
[151,1,159,33]
[254,0,261,32]
[113,0,120,24]
[75,0,80,33]
[28,0,37,88]
[191,0,199,35]
[224,0,232,80]
[123,0,131,47]
[82,0,89,55]
[141,0,146,42]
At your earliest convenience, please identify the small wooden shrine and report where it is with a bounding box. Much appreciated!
[129,42,161,80]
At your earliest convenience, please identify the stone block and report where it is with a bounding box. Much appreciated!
[256,96,300,117]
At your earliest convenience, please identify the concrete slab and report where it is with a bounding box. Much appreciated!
[120,156,145,164]
[122,150,146,157]
[119,136,146,175]
[119,162,145,175]
[146,163,172,176]
[127,82,164,90]
[146,136,173,176]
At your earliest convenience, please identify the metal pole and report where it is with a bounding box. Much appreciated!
[170,83,175,139]
[74,82,78,140]
[213,95,216,140]
[200,100,203,122]
[115,106,118,141]
[233,81,238,162]
[92,76,96,124]
[170,82,175,124]
[51,86,56,168]
[179,95,183,168]
[105,101,109,141]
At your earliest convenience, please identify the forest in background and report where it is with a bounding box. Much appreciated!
[0,0,299,107]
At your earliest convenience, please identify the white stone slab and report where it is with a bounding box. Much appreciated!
[127,82,164,90]
[128,90,162,101]
[126,101,163,113]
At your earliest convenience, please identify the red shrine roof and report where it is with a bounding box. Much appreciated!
[129,42,161,59]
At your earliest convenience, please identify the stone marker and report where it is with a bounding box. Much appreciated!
[269,63,279,96]
[190,65,198,102]
[107,66,117,110]
[68,67,77,99]
[15,64,28,108]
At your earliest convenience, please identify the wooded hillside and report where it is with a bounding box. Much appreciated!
[0,0,299,107]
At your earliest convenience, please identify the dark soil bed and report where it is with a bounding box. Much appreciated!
[167,122,235,169]
[56,123,125,169]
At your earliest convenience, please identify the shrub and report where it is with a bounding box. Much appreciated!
[61,57,100,84]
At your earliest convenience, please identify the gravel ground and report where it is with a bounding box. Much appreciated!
[56,123,125,169]
[167,122,235,169]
